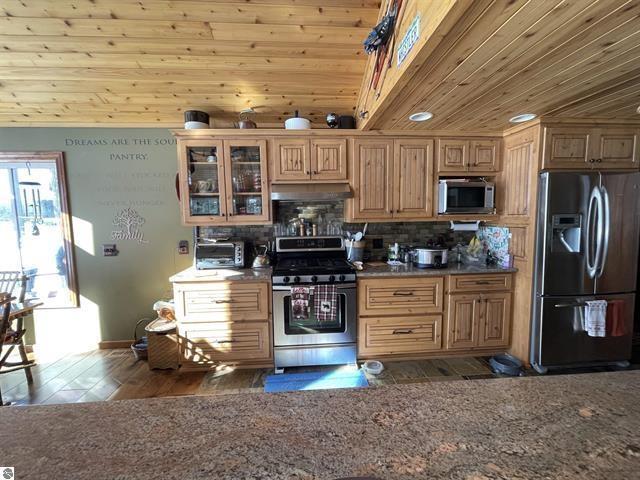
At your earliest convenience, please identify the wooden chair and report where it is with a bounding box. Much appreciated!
[0,291,35,406]
[0,271,28,303]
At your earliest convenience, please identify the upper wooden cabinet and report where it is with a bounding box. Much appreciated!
[311,138,348,181]
[348,138,434,221]
[271,138,348,182]
[438,138,501,173]
[270,139,310,181]
[177,138,270,225]
[394,140,435,219]
[543,127,639,170]
[350,139,394,220]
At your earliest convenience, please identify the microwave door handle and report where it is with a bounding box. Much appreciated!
[596,186,610,278]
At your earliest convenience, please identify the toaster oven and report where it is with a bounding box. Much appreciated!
[195,240,245,269]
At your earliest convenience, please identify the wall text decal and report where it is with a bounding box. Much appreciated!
[111,207,149,244]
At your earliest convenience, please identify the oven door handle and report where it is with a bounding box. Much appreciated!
[272,284,356,291]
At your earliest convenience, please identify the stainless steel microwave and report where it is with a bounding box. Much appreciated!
[438,179,495,214]
[195,240,245,269]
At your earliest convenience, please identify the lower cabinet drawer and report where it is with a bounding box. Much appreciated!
[358,277,444,316]
[179,322,271,365]
[358,316,443,357]
[175,282,270,322]
[448,274,512,293]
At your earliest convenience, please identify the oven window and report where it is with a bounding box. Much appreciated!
[283,292,346,334]
[447,186,485,209]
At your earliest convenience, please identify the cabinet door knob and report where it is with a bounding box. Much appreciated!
[597,158,602,163]
[589,158,595,163]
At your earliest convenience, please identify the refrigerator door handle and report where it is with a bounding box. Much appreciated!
[596,186,610,278]
[586,186,603,279]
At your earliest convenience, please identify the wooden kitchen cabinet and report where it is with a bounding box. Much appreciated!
[446,294,479,349]
[438,138,468,172]
[177,138,270,225]
[271,138,311,181]
[438,138,500,173]
[272,138,348,182]
[593,129,639,169]
[174,281,270,323]
[179,321,271,369]
[393,139,435,218]
[446,276,512,350]
[543,127,639,170]
[358,276,444,317]
[478,292,512,348]
[311,138,348,181]
[358,315,442,357]
[350,139,394,220]
[172,278,273,370]
[357,273,513,360]
[348,138,434,221]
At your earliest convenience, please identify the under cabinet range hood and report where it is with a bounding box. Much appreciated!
[271,183,352,201]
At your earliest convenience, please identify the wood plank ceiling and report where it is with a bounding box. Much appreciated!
[0,0,380,127]
[358,0,640,131]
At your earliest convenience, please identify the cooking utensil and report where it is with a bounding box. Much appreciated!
[362,223,368,237]
[354,232,363,241]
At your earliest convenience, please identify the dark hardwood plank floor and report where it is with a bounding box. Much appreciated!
[2,349,636,406]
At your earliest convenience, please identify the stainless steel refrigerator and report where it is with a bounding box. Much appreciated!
[531,171,640,373]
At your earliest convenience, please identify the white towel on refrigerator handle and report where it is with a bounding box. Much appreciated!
[585,300,607,337]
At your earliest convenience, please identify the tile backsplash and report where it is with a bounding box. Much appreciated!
[199,201,475,261]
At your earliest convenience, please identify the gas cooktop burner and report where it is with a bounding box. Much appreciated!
[272,236,356,285]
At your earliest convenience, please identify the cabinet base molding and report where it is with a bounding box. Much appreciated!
[179,360,274,372]
[357,347,509,362]
[98,340,133,349]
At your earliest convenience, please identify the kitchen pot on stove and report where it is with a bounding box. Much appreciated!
[413,247,448,269]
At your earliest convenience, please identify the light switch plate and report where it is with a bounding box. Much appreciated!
[102,244,118,256]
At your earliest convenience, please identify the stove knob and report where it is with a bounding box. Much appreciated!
[338,274,346,282]
[328,275,336,283]
[311,275,318,283]
[282,276,290,284]
[293,276,301,284]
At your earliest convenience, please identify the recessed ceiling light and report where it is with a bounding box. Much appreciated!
[409,111,433,122]
[509,113,537,123]
[636,105,640,114]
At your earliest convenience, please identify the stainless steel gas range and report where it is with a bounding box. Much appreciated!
[271,236,357,373]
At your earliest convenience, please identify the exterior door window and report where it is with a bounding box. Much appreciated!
[0,152,78,307]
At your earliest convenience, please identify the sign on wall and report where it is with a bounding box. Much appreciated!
[397,15,420,67]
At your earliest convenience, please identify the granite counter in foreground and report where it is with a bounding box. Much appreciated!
[357,262,517,277]
[169,266,272,283]
[1,371,639,480]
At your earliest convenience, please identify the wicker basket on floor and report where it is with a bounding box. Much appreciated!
[147,330,179,370]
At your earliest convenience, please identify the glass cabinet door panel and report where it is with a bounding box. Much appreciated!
[180,141,226,222]
[224,140,269,221]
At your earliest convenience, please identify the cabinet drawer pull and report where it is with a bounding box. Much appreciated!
[213,339,236,344]
[474,281,491,285]
[214,299,234,304]
[392,328,414,335]
[393,290,414,296]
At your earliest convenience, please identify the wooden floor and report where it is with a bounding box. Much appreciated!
[1,349,636,406]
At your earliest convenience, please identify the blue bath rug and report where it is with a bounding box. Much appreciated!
[264,369,369,393]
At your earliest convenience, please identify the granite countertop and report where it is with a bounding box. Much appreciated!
[357,261,517,277]
[2,371,639,479]
[169,266,272,283]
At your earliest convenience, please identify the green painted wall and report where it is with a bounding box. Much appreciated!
[0,128,192,345]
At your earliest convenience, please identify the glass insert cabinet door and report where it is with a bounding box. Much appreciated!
[178,138,269,225]
[223,139,269,223]
[179,140,226,223]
